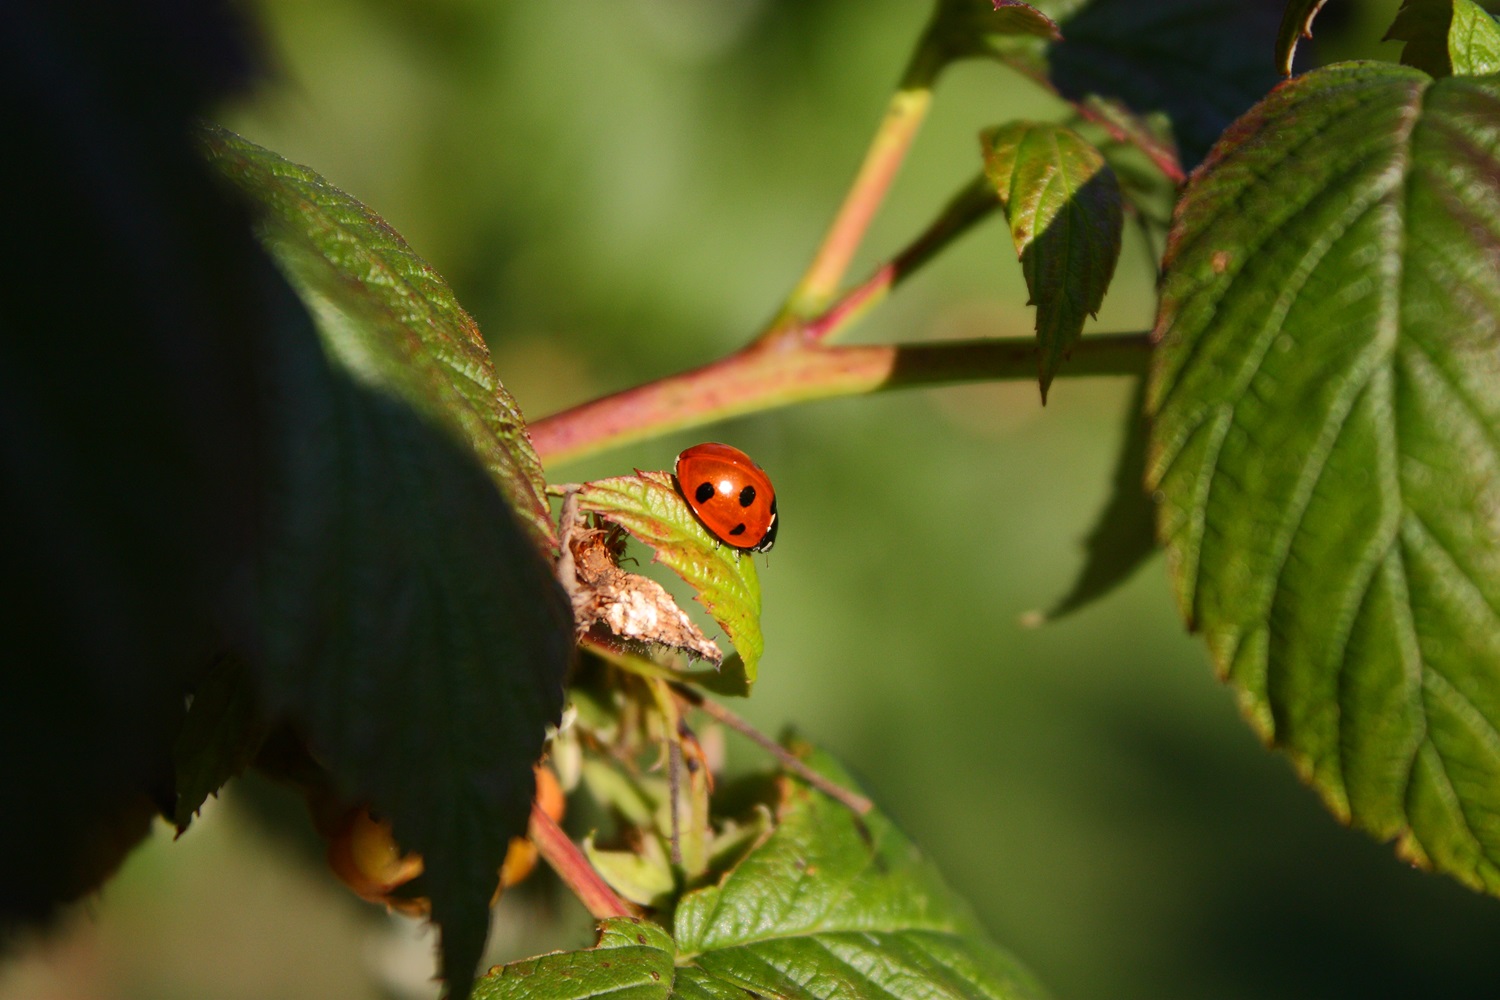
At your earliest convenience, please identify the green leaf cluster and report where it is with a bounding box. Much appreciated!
[477,753,1047,1000]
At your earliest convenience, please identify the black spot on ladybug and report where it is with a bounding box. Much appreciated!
[738,484,756,507]
[729,523,747,536]
[695,482,715,504]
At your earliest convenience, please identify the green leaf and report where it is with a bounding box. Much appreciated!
[937,0,1282,170]
[1275,0,1333,76]
[200,126,554,553]
[173,653,269,831]
[585,833,677,908]
[981,122,1123,401]
[1385,0,1500,77]
[576,472,764,687]
[202,127,573,998]
[473,918,676,1000]
[673,751,1048,1000]
[1149,64,1500,894]
[1042,378,1156,619]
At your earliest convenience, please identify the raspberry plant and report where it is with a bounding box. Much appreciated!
[7,1,1500,998]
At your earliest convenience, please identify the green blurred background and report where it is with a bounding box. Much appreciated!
[8,2,1500,998]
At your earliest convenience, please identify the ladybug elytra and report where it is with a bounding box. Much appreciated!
[673,442,778,552]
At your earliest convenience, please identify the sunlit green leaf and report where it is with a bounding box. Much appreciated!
[576,472,764,686]
[673,751,1048,1000]
[1150,64,1500,894]
[473,919,676,1000]
[981,121,1122,400]
[1385,0,1500,77]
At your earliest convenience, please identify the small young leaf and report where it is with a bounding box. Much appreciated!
[584,834,677,908]
[1151,64,1500,896]
[982,122,1123,401]
[1275,0,1333,75]
[173,653,269,831]
[1042,378,1157,620]
[1385,0,1500,77]
[576,472,764,686]
[673,750,1048,1000]
[472,918,676,1000]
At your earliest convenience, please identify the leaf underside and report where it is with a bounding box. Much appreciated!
[1150,64,1500,895]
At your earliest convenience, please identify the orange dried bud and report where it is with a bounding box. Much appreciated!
[326,806,424,904]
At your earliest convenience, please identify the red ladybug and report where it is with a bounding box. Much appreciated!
[673,443,778,552]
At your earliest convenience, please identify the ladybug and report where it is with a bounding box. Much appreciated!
[673,442,778,552]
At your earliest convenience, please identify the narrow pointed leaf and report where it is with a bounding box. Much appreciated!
[1276,0,1333,75]
[673,751,1048,1000]
[202,128,573,999]
[982,122,1123,400]
[473,918,676,1000]
[1385,0,1500,77]
[1043,378,1156,619]
[1150,64,1500,894]
[576,472,763,686]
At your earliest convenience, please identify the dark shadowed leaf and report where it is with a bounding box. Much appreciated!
[202,128,572,999]
[576,472,764,686]
[1385,0,1500,77]
[1150,64,1500,895]
[202,126,554,553]
[938,0,1283,171]
[981,121,1123,400]
[1043,378,1156,619]
[173,653,269,831]
[0,1,263,929]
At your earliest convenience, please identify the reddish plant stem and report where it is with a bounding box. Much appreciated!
[781,84,935,323]
[530,331,1151,466]
[529,801,634,920]
[677,686,873,816]
[802,174,1001,344]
